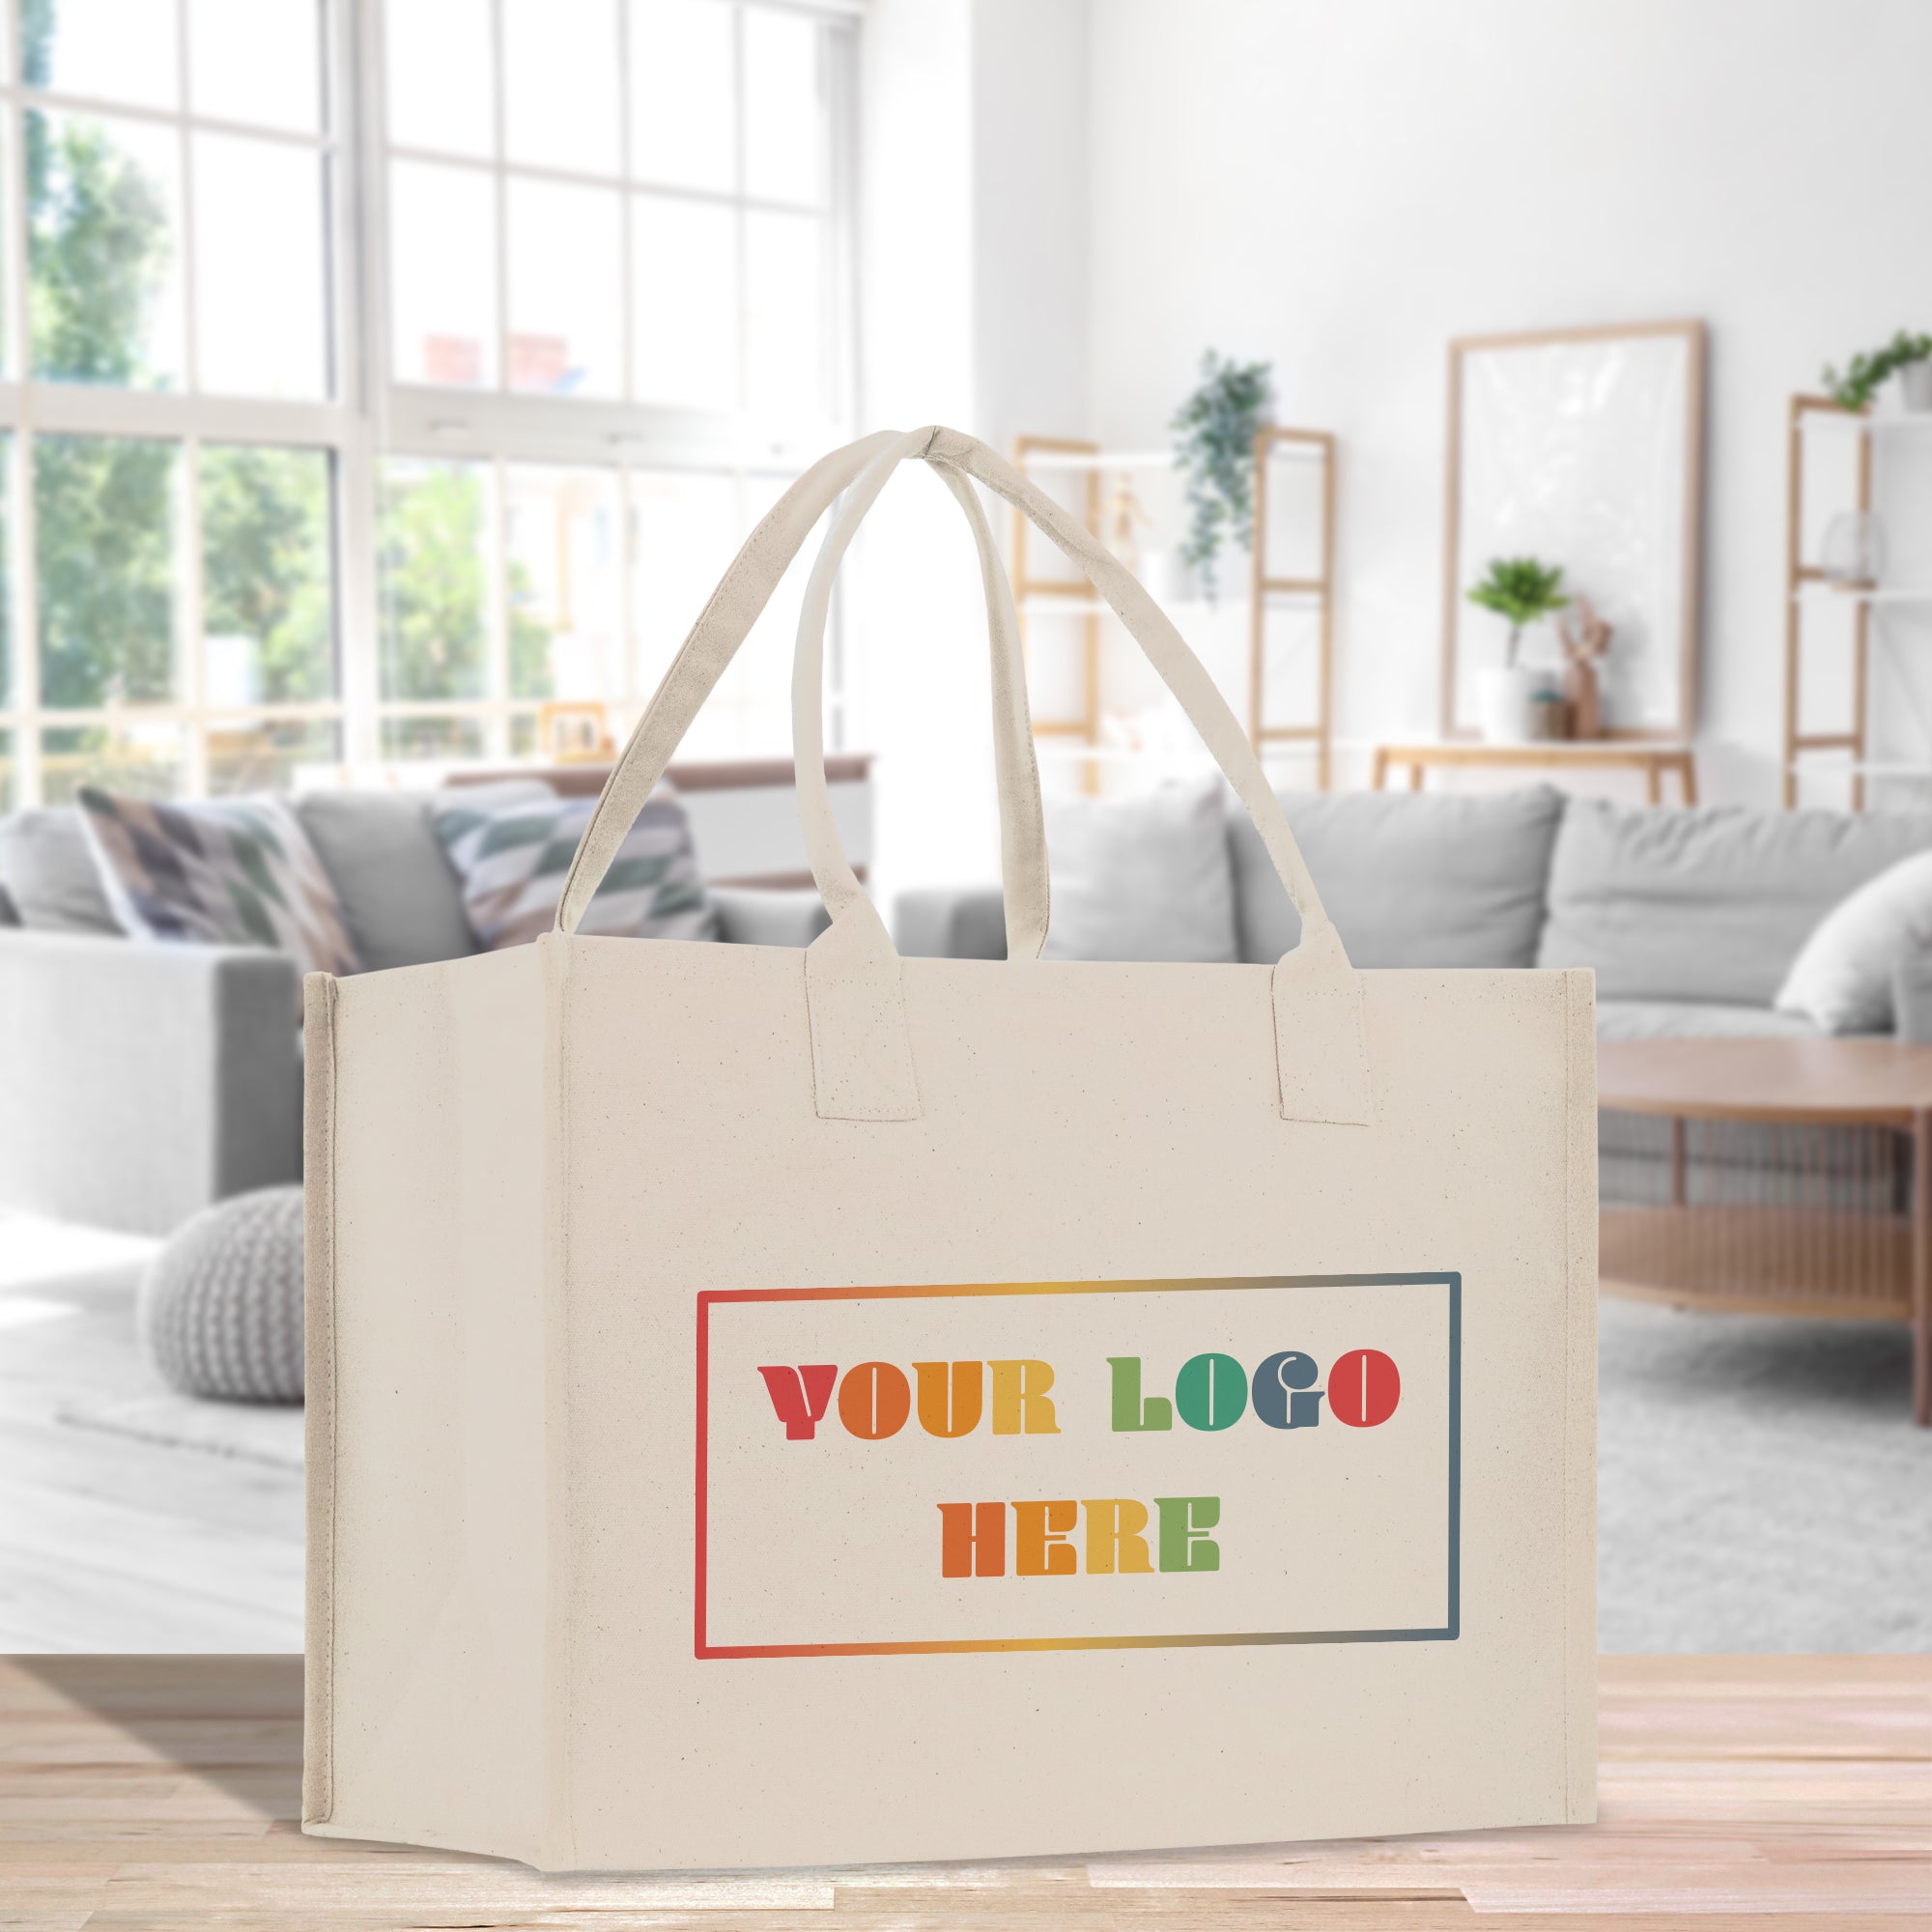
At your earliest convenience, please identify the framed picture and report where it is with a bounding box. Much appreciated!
[1440,319,1706,740]
[540,700,614,764]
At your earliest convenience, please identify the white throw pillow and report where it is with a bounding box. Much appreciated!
[1041,775,1238,963]
[1775,849,1932,1034]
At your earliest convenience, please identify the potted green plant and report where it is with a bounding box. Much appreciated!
[1169,352,1273,602]
[1823,329,1932,413]
[1466,556,1569,742]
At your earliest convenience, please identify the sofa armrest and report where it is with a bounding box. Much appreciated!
[707,886,832,950]
[894,886,1008,960]
[0,929,301,1236]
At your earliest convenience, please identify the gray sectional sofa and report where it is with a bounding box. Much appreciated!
[896,783,1932,1038]
[896,784,1932,1218]
[0,784,830,1235]
[7,779,1931,1238]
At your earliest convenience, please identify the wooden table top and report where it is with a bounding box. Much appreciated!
[1599,1036,1932,1125]
[3,1654,1925,1927]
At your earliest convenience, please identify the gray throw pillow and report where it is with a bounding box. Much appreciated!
[0,807,122,933]
[1042,775,1238,963]
[1229,784,1566,967]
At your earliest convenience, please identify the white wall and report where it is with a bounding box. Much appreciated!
[854,0,1091,904]
[1084,0,1932,804]
[970,0,1091,462]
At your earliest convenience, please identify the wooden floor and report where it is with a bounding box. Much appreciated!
[1,1655,1925,1928]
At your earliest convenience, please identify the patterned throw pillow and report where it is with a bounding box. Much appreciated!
[430,783,718,950]
[76,788,363,979]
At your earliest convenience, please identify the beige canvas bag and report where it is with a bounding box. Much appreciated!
[303,425,1596,1873]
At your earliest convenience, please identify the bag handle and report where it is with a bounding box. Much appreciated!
[554,429,1048,959]
[558,426,1371,1131]
[791,428,1372,1128]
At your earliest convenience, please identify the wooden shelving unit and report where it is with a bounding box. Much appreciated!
[1011,431,1337,792]
[1783,398,1932,809]
[1249,426,1335,788]
[1010,435,1104,792]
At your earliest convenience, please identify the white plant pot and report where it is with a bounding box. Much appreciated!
[1899,361,1932,412]
[1475,664,1553,745]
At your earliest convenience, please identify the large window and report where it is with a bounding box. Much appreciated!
[0,0,349,807]
[0,0,857,809]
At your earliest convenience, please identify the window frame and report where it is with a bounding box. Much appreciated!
[0,0,369,806]
[358,0,862,765]
[0,0,861,809]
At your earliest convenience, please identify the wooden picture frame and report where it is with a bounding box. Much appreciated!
[1441,319,1706,741]
[539,699,614,765]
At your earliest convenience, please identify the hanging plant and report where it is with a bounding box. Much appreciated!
[1170,351,1273,602]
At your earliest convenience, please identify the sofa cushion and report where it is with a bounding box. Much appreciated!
[77,787,362,980]
[294,784,550,971]
[1538,800,1932,1004]
[1229,784,1565,967]
[0,807,120,933]
[1596,998,1821,1042]
[1042,776,1238,962]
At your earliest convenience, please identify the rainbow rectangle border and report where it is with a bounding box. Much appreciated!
[694,1272,1462,1661]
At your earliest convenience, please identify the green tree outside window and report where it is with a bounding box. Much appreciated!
[19,0,554,778]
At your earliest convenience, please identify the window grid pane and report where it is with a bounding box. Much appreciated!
[35,432,179,708]
[42,718,185,801]
[25,0,182,112]
[0,2,851,806]
[503,465,622,702]
[27,106,185,390]
[188,0,326,136]
[505,178,621,399]
[368,456,822,762]
[199,442,337,705]
[370,2,853,771]
[376,457,495,705]
[389,158,497,388]
[388,1,839,419]
[192,132,330,400]
[18,2,337,407]
[0,0,349,809]
[205,714,341,792]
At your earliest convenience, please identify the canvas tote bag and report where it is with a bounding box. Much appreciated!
[303,425,1597,1873]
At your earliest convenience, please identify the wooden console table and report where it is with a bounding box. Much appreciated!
[1599,1037,1932,1425]
[1373,740,1697,803]
[3,1655,1923,1923]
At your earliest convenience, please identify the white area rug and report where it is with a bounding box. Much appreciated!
[1597,1294,1931,1651]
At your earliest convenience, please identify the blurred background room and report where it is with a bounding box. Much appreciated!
[0,0,1928,1656]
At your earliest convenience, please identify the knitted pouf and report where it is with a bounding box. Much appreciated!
[137,1185,305,1403]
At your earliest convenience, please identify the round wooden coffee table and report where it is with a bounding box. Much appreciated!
[1598,1037,1932,1426]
